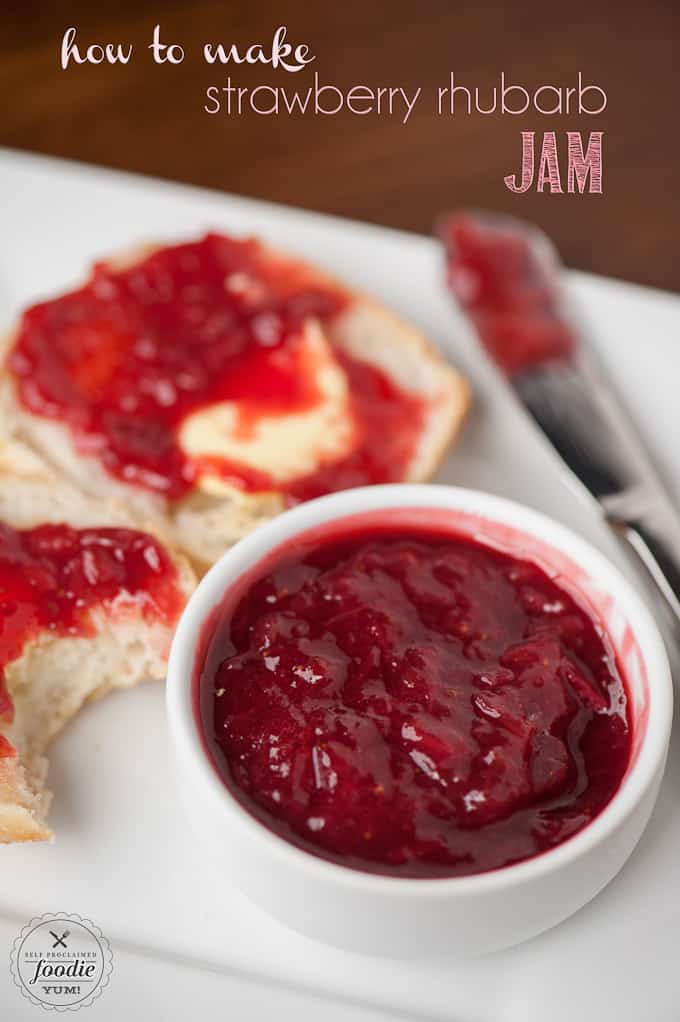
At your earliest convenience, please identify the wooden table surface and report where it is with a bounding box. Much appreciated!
[2,1,678,291]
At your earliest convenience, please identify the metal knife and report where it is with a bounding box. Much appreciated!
[441,209,680,628]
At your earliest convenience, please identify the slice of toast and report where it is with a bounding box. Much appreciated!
[0,440,195,842]
[0,237,470,572]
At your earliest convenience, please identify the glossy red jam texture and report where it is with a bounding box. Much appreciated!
[442,214,576,375]
[8,234,424,500]
[197,524,631,878]
[0,522,182,747]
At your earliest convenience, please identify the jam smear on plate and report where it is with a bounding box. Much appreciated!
[8,234,425,501]
[0,522,182,750]
[197,524,631,878]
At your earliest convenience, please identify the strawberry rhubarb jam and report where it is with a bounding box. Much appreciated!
[8,234,425,501]
[196,522,631,878]
[442,214,575,375]
[0,522,182,752]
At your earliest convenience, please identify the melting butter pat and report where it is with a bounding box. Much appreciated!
[179,324,355,492]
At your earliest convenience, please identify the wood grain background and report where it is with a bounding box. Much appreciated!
[1,1,678,290]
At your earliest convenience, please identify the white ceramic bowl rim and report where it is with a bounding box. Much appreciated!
[166,484,673,898]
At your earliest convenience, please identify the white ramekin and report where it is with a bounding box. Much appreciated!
[166,485,673,958]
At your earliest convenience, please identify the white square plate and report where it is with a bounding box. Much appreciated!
[1,149,679,1020]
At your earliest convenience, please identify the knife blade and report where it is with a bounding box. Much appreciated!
[441,209,680,627]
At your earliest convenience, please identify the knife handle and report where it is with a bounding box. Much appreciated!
[611,517,680,628]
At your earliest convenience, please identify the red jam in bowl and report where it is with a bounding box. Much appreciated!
[0,522,182,750]
[442,214,575,376]
[8,234,425,501]
[195,520,631,878]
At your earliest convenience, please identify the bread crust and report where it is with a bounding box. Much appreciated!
[0,439,195,843]
[0,239,469,573]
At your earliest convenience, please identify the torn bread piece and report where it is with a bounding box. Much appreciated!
[1,235,470,572]
[0,440,195,842]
